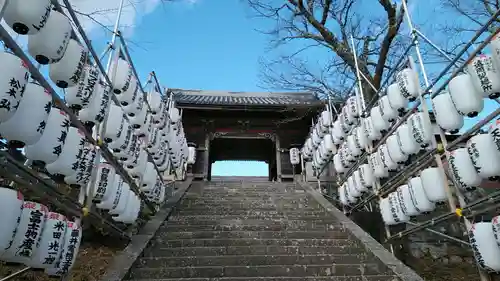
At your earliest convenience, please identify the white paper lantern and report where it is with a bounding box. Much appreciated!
[379,95,397,123]
[116,194,141,223]
[319,110,332,128]
[136,112,153,139]
[153,110,167,130]
[125,147,148,179]
[388,192,409,224]
[169,107,181,124]
[344,182,357,204]
[340,106,354,126]
[65,65,99,110]
[109,183,131,216]
[397,123,420,155]
[0,52,30,122]
[364,116,381,141]
[147,89,164,115]
[96,176,122,210]
[121,82,142,116]
[49,39,87,88]
[491,33,500,68]
[112,193,137,222]
[333,153,345,174]
[407,176,435,213]
[379,197,396,225]
[79,82,110,126]
[467,133,500,180]
[409,112,433,148]
[289,147,300,165]
[3,0,51,35]
[448,73,484,117]
[110,58,133,94]
[29,212,66,269]
[469,222,500,272]
[432,92,464,134]
[130,104,148,130]
[386,134,408,164]
[370,152,388,179]
[141,162,157,192]
[347,134,361,157]
[45,127,86,179]
[359,163,374,188]
[90,163,117,203]
[353,170,368,193]
[396,68,420,101]
[379,144,398,172]
[387,83,408,115]
[347,176,362,198]
[158,154,170,172]
[493,215,500,246]
[468,54,500,99]
[0,83,51,147]
[490,119,500,151]
[2,202,48,263]
[330,120,345,144]
[372,104,391,135]
[396,184,420,217]
[420,167,447,203]
[0,188,24,256]
[355,125,368,151]
[146,128,161,155]
[448,148,482,191]
[27,10,71,65]
[25,108,70,165]
[346,96,360,118]
[46,221,82,276]
[64,143,96,187]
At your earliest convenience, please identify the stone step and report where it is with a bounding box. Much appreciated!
[150,238,358,248]
[136,254,375,268]
[163,218,340,226]
[127,264,392,279]
[160,222,341,232]
[127,276,399,281]
[142,245,368,257]
[157,230,349,240]
[167,215,339,222]
[173,210,329,216]
[173,206,324,212]
[177,202,323,208]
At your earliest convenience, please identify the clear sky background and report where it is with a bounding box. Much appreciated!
[3,0,497,177]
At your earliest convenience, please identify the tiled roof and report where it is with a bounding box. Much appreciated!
[170,89,321,106]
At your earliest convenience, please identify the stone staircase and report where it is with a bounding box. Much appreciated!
[124,179,418,281]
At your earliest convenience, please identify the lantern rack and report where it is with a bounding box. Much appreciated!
[0,25,160,214]
[305,0,500,279]
[0,149,131,239]
[56,0,176,189]
[0,0,188,278]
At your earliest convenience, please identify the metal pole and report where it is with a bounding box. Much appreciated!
[0,267,31,281]
[349,34,394,255]
[58,0,157,212]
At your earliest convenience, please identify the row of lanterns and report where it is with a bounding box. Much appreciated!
[0,187,81,276]
[0,0,181,278]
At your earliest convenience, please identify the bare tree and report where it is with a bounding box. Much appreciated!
[423,0,500,60]
[247,0,410,101]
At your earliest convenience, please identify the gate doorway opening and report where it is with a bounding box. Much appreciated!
[208,137,276,181]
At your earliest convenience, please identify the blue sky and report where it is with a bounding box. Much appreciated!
[90,0,498,176]
[4,0,496,176]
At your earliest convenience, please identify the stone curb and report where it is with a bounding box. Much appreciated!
[99,178,193,281]
[299,181,425,281]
